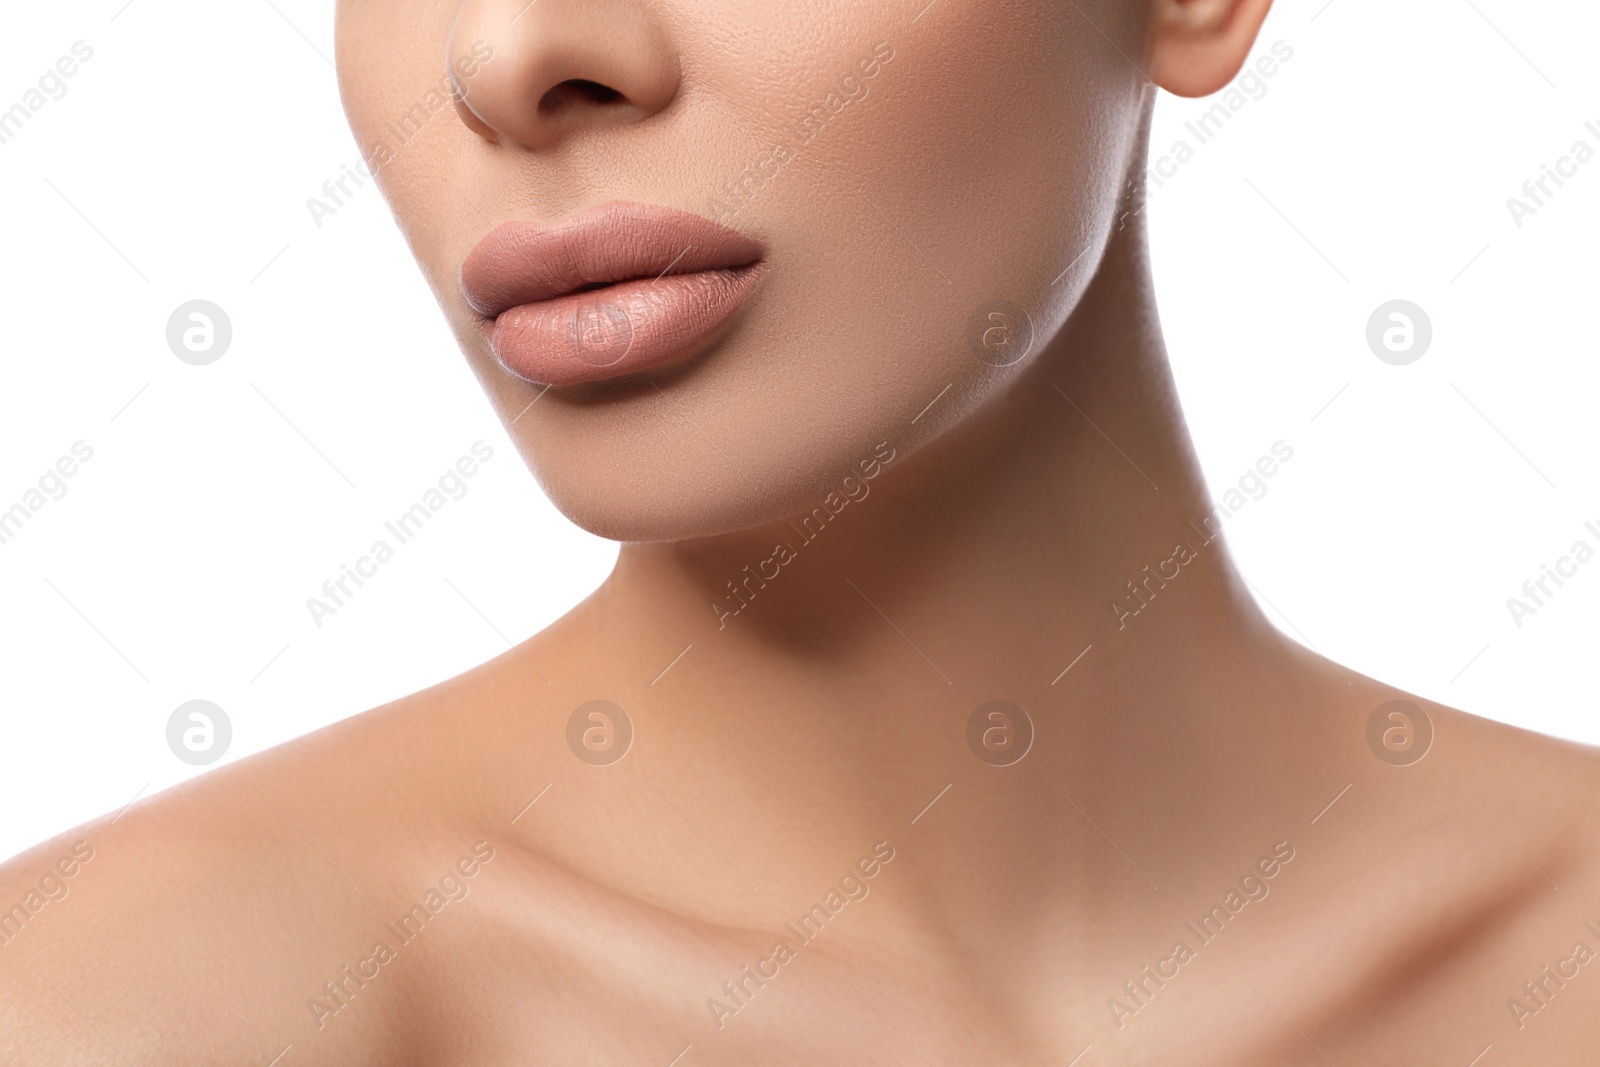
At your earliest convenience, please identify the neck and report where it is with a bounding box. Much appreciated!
[549,208,1354,943]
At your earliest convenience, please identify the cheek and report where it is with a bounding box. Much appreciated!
[335,0,473,279]
[829,0,1133,312]
[702,0,1137,435]
[798,5,1124,316]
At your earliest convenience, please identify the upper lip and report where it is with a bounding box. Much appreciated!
[460,201,766,320]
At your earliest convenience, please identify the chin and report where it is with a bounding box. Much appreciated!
[513,393,915,545]
[522,447,846,546]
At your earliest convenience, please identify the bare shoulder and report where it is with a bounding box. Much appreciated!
[1436,698,1600,862]
[1355,692,1600,908]
[1434,705,1600,1055]
[0,647,541,1066]
[1298,687,1600,1060]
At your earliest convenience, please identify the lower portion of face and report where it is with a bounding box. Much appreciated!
[336,0,1145,542]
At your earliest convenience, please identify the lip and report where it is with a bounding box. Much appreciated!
[460,202,766,387]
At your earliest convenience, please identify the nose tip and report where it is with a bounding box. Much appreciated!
[448,0,681,152]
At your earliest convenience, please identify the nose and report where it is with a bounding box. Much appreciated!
[447,0,681,152]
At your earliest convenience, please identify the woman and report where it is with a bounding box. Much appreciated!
[4,0,1597,1062]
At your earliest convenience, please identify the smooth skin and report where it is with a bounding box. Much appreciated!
[5,0,1599,1063]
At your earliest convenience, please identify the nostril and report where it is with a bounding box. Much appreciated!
[538,78,624,115]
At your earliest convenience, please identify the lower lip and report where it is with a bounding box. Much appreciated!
[485,264,764,387]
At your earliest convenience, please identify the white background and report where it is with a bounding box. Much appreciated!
[1,0,1595,862]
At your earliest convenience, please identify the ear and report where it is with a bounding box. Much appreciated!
[1146,0,1275,98]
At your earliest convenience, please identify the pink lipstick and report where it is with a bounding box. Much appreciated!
[461,202,765,387]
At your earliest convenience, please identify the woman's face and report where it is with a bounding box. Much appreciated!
[335,0,1147,541]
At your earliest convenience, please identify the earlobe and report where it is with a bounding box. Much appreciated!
[1146,0,1275,98]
